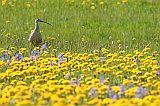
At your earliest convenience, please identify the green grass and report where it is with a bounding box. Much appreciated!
[0,0,160,53]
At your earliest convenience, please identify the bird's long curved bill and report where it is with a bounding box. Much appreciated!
[40,20,53,26]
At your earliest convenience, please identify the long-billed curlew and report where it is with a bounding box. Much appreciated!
[28,19,52,48]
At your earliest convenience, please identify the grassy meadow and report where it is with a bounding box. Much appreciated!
[0,0,160,106]
[1,0,160,52]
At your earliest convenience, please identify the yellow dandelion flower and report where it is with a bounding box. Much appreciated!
[143,47,150,52]
[117,2,121,5]
[20,48,27,52]
[91,6,95,10]
[122,0,128,3]
[16,100,33,106]
[26,2,31,8]
[1,50,6,53]
[17,81,27,85]
[61,80,70,85]
[2,0,8,6]
[82,1,86,5]
[99,1,104,5]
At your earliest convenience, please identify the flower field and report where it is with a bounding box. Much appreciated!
[1,0,160,106]
[0,46,160,106]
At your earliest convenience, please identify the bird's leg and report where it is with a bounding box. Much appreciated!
[28,42,33,56]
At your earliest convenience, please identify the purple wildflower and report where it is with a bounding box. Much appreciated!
[107,86,112,91]
[35,55,38,60]
[112,94,118,100]
[58,54,64,65]
[90,87,97,98]
[50,60,54,66]
[119,84,125,98]
[75,80,80,86]
[140,87,148,96]
[136,85,143,92]
[128,82,133,88]
[135,85,148,98]
[120,84,125,93]
[70,78,80,86]
[100,76,106,85]
[34,49,39,56]
[1,54,6,61]
[70,80,75,84]
[135,93,142,98]
[66,74,72,79]
[41,43,47,51]
[108,86,114,98]
[157,71,160,76]
[30,56,34,61]
[100,54,106,63]
[15,52,21,61]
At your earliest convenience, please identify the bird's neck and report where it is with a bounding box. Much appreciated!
[34,22,39,31]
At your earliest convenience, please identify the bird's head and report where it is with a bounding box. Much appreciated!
[35,18,42,22]
[35,18,53,26]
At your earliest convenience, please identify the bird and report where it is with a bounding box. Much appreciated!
[28,18,53,48]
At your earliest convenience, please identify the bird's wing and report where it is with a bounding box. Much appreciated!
[28,31,39,41]
[28,31,42,46]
